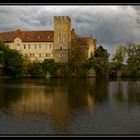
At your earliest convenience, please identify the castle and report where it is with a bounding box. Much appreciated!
[0,16,96,63]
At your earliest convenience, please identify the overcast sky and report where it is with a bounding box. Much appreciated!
[0,5,140,59]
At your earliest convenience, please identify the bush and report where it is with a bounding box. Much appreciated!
[42,59,57,78]
[28,61,44,78]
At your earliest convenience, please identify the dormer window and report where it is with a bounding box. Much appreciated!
[37,36,40,39]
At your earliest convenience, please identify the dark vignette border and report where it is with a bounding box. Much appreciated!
[0,2,140,137]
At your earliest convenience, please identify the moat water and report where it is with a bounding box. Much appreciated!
[0,78,140,135]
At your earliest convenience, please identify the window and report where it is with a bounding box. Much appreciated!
[59,37,64,42]
[39,44,41,49]
[34,44,37,49]
[17,44,20,50]
[46,54,48,57]
[48,53,50,57]
[37,36,40,39]
[39,54,41,57]
[23,44,26,49]
[29,53,32,57]
[28,44,31,49]
[59,54,63,58]
[60,46,62,50]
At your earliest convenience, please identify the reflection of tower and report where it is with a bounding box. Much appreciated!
[53,16,71,63]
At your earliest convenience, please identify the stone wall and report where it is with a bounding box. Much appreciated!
[53,16,71,63]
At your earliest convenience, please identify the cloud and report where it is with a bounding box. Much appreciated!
[0,5,139,58]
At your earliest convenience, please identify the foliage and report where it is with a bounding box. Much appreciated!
[0,41,24,77]
[94,45,109,58]
[22,57,32,76]
[28,60,44,78]
[112,45,126,70]
[94,46,110,78]
[42,59,57,78]
[125,43,140,76]
[56,63,72,78]
[69,36,85,77]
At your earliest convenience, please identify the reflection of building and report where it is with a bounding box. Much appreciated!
[0,79,97,133]
[0,16,96,63]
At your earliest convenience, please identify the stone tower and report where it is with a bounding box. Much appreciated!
[53,16,71,63]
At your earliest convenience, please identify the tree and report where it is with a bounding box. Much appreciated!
[112,44,126,70]
[28,60,44,78]
[94,45,110,78]
[42,59,57,78]
[69,36,86,77]
[22,57,32,77]
[56,63,72,78]
[0,41,24,77]
[126,43,140,76]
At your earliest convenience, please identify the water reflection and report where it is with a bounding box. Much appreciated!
[0,79,109,133]
[1,78,140,133]
[111,79,140,107]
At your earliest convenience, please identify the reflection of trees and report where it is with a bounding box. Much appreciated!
[0,79,23,109]
[113,81,126,105]
[127,80,140,106]
[88,79,109,103]
[113,80,140,106]
[67,79,109,110]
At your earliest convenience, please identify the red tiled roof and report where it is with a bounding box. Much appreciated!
[79,37,89,45]
[71,37,89,46]
[0,29,54,42]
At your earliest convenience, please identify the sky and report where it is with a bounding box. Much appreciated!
[0,5,140,59]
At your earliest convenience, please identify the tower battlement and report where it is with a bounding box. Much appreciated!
[54,16,71,22]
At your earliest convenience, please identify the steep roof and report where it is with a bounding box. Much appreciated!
[0,29,54,42]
